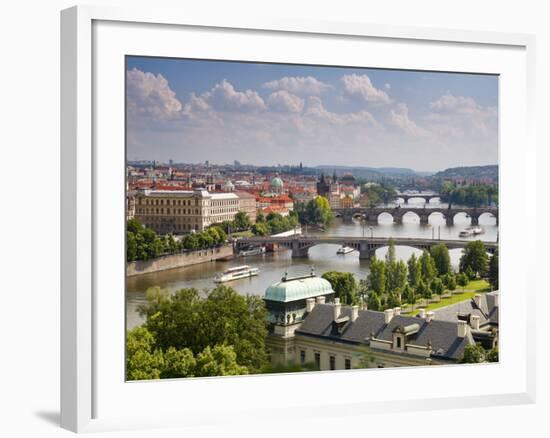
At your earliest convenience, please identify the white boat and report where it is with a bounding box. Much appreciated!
[214,265,259,283]
[459,226,485,238]
[337,246,354,255]
[239,246,266,257]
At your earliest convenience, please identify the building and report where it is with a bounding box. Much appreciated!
[264,270,336,365]
[264,277,499,369]
[134,188,256,234]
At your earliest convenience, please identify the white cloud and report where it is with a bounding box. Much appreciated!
[267,90,305,113]
[389,103,430,137]
[202,79,266,112]
[384,83,391,90]
[305,96,379,126]
[341,74,392,104]
[126,68,182,120]
[428,93,497,138]
[263,76,330,95]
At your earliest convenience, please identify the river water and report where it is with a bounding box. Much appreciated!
[126,201,498,329]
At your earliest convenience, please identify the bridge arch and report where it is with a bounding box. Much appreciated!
[478,211,498,224]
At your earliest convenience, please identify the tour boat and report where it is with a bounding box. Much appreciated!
[337,246,355,255]
[239,246,266,257]
[459,226,484,238]
[214,265,259,283]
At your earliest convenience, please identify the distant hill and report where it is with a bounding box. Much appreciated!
[432,165,498,181]
[315,165,417,179]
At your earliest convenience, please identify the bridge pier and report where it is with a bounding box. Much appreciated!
[470,215,479,226]
[291,241,310,258]
[419,214,430,225]
[359,242,378,260]
[342,214,354,224]
[445,215,454,226]
[367,214,379,224]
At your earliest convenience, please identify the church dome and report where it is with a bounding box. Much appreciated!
[270,176,284,189]
[264,275,335,303]
[222,180,235,191]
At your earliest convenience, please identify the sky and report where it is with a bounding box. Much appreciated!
[126,56,498,172]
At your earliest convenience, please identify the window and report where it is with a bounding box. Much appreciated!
[345,359,351,370]
[329,355,336,370]
[396,337,402,348]
[300,350,306,364]
[314,353,320,369]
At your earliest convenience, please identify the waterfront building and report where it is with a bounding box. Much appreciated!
[264,270,336,365]
[134,188,256,234]
[265,278,499,369]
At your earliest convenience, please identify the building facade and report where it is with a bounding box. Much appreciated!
[134,188,256,234]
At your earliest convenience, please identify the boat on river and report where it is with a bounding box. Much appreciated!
[214,265,260,283]
[337,246,354,255]
[239,245,266,257]
[459,226,484,238]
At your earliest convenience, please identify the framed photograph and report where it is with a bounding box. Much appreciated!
[61,5,536,433]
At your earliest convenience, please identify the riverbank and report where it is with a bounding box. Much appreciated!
[126,244,234,277]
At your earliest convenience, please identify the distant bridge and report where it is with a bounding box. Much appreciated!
[395,192,441,203]
[236,235,498,259]
[332,206,498,226]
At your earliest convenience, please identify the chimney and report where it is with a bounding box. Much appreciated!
[384,308,394,324]
[426,311,435,323]
[393,307,401,316]
[418,308,426,319]
[473,294,482,308]
[306,298,316,313]
[316,295,326,304]
[333,298,341,320]
[470,314,480,330]
[351,305,359,322]
[457,320,468,338]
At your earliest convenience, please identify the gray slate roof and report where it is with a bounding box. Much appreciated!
[432,291,499,326]
[296,304,475,361]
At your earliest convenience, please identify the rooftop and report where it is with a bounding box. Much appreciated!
[264,273,335,303]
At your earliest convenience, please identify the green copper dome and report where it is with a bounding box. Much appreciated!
[270,176,284,188]
[264,275,334,303]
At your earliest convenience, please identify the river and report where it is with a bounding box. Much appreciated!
[126,200,498,329]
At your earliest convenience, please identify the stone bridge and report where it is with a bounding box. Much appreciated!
[395,193,441,203]
[236,235,498,259]
[333,206,498,226]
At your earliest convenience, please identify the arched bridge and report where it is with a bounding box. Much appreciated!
[333,206,498,226]
[396,193,441,204]
[236,235,498,259]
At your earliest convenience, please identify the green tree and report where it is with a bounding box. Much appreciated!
[368,257,386,295]
[407,253,422,289]
[126,327,165,381]
[488,249,499,290]
[403,284,417,310]
[194,345,248,377]
[233,211,251,231]
[301,196,333,226]
[127,231,138,262]
[431,277,445,301]
[446,273,457,293]
[367,292,382,311]
[251,222,270,236]
[460,343,486,363]
[419,250,437,283]
[486,346,499,363]
[459,240,489,278]
[161,346,196,379]
[322,271,358,305]
[457,272,469,292]
[430,244,452,276]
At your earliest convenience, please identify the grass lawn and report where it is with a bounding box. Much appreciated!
[403,279,491,315]
[229,230,254,238]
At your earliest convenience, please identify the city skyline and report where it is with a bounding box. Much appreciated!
[127,57,498,172]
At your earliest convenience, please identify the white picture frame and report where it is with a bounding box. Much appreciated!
[61,5,537,433]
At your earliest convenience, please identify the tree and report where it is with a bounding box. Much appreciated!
[459,240,489,278]
[251,222,270,236]
[139,285,269,374]
[486,347,499,363]
[301,196,333,226]
[488,250,499,290]
[127,231,138,262]
[419,250,437,283]
[446,273,457,293]
[368,257,386,295]
[460,343,486,363]
[126,327,165,381]
[367,292,382,311]
[162,346,196,379]
[403,284,417,311]
[233,211,251,231]
[457,272,469,292]
[416,279,431,306]
[431,277,445,301]
[194,345,248,377]
[322,271,358,305]
[430,244,452,276]
[407,253,422,289]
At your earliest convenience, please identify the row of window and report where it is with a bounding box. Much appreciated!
[300,350,351,371]
[139,198,199,207]
[137,208,200,215]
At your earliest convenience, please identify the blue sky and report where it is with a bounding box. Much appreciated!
[126,56,498,172]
